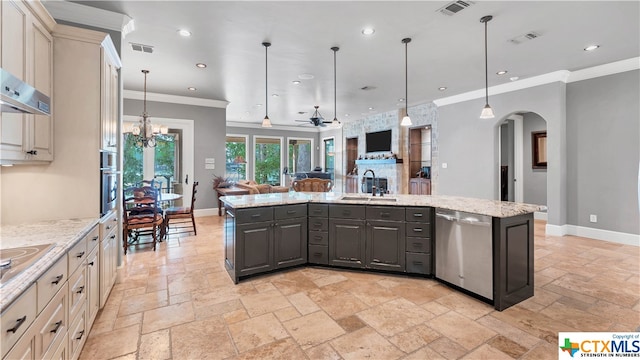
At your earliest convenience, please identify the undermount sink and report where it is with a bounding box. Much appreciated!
[369,197,397,202]
[339,196,369,201]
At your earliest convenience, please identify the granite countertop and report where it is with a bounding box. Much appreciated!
[219,192,546,218]
[0,218,99,312]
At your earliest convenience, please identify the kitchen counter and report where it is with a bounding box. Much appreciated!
[219,192,546,218]
[0,218,98,311]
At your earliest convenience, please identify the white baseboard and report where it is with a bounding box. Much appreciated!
[565,225,640,247]
[194,208,218,217]
[534,211,547,221]
[546,224,568,236]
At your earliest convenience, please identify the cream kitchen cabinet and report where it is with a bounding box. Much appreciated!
[101,54,119,150]
[0,0,55,164]
[99,211,118,308]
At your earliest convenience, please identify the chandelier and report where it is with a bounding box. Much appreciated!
[131,70,167,147]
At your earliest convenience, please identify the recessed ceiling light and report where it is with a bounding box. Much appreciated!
[345,114,350,117]
[298,111,306,115]
[187,87,196,91]
[362,27,375,35]
[292,80,301,85]
[368,107,374,110]
[510,76,519,81]
[298,74,314,80]
[496,70,508,75]
[438,87,447,91]
[272,94,279,97]
[178,29,192,37]
[398,98,405,102]
[196,63,207,68]
[256,104,263,107]
[584,44,600,51]
[245,111,250,115]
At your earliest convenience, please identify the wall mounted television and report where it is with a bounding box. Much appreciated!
[366,129,392,153]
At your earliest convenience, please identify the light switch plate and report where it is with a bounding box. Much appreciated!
[205,164,215,170]
[205,158,215,164]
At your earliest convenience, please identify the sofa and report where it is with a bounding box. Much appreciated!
[235,180,289,194]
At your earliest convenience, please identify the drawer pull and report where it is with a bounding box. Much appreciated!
[313,223,322,227]
[413,213,423,217]
[314,252,323,256]
[373,258,381,262]
[50,321,63,334]
[413,261,423,265]
[76,286,85,294]
[91,236,99,242]
[76,251,85,258]
[6,316,27,333]
[349,257,358,261]
[110,235,116,240]
[314,235,323,240]
[287,210,296,214]
[380,212,390,218]
[75,330,85,341]
[343,210,351,215]
[313,209,322,214]
[106,225,112,230]
[52,274,64,285]
[251,214,261,218]
[88,261,94,266]
[413,242,423,247]
[413,228,423,232]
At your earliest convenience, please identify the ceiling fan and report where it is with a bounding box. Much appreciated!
[295,106,333,127]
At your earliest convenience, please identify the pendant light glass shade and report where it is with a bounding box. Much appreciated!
[261,42,273,127]
[401,38,412,127]
[480,15,495,119]
[331,46,341,128]
[129,69,167,148]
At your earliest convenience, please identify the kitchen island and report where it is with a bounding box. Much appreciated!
[220,192,545,311]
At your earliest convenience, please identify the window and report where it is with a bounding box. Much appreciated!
[254,136,283,185]
[287,138,313,174]
[323,137,335,175]
[226,135,248,182]
[123,132,179,190]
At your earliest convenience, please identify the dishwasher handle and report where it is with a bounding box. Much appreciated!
[435,213,456,221]
[436,212,491,226]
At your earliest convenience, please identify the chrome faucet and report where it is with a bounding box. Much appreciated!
[362,169,377,196]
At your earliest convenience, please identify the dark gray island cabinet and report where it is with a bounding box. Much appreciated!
[222,193,540,311]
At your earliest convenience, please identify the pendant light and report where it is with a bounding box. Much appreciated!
[130,69,167,148]
[400,38,412,127]
[261,41,273,127]
[331,46,341,128]
[479,15,495,119]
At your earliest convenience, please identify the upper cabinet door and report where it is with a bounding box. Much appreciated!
[1,0,28,79]
[29,17,54,161]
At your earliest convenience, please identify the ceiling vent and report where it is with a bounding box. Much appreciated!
[438,1,474,16]
[508,32,541,45]
[130,43,154,53]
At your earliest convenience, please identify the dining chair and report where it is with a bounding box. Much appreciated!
[122,186,164,254]
[163,181,198,238]
[292,178,333,192]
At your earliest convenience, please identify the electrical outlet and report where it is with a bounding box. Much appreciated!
[589,214,597,223]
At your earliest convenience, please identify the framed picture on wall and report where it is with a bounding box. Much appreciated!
[532,131,547,169]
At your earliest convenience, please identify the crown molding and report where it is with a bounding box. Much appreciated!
[25,1,56,31]
[433,57,639,107]
[123,90,229,109]
[567,57,640,83]
[43,0,134,36]
[226,121,319,133]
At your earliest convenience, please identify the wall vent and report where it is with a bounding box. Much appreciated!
[438,1,474,16]
[508,32,541,45]
[130,43,154,53]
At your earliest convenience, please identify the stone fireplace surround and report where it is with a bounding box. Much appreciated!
[342,103,438,195]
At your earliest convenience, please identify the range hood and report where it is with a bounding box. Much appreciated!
[0,68,50,116]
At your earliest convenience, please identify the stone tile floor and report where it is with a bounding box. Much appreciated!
[80,217,639,359]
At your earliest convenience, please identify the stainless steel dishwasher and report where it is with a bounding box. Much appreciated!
[435,208,493,300]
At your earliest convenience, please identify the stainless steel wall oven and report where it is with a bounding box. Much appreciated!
[100,150,118,216]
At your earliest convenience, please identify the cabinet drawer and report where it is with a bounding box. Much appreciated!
[366,206,405,221]
[406,253,431,275]
[100,211,117,239]
[329,205,365,219]
[1,284,37,358]
[236,207,273,224]
[406,237,431,253]
[405,207,432,223]
[274,204,307,219]
[68,265,87,323]
[34,283,68,359]
[308,204,328,217]
[86,225,100,252]
[308,245,328,265]
[308,218,328,232]
[37,254,68,313]
[309,231,328,245]
[69,309,86,360]
[405,223,431,238]
[68,236,88,275]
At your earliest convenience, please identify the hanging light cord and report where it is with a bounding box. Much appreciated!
[142,69,148,117]
[332,47,339,120]
[264,43,269,118]
[481,16,492,106]
[401,38,411,117]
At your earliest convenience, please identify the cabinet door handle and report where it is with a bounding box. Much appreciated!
[349,257,359,261]
[50,320,63,334]
[373,258,381,262]
[413,228,423,232]
[6,316,27,333]
[51,274,64,285]
[76,251,85,258]
[26,150,38,155]
[413,213,423,218]
[75,330,85,341]
[76,286,85,294]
